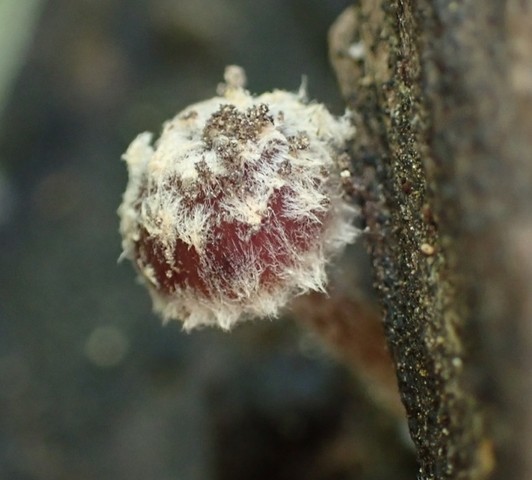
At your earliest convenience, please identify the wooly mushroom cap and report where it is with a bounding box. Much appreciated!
[118,66,358,330]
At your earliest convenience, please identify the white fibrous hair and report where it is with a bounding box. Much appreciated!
[118,66,359,330]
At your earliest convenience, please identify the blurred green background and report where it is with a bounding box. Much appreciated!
[0,1,415,479]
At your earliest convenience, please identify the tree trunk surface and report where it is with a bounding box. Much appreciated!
[329,2,532,479]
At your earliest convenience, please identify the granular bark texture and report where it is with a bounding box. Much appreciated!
[330,2,532,479]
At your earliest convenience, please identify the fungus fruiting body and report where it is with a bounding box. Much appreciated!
[119,66,358,330]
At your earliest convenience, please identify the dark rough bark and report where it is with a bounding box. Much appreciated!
[329,2,532,479]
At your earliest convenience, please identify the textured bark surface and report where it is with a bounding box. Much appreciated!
[330,2,532,479]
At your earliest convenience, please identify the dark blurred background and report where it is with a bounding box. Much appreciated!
[0,1,415,479]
